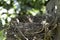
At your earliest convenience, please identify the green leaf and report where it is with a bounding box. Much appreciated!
[1,19,6,25]
[10,14,16,18]
[28,9,39,16]
[41,6,46,13]
[0,30,6,40]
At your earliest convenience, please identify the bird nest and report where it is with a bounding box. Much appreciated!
[7,15,57,40]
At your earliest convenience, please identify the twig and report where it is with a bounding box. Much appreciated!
[11,21,29,40]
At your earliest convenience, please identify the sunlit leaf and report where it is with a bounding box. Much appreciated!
[10,14,16,18]
[0,8,7,14]
[1,14,8,19]
[7,17,11,22]
[16,8,21,14]
[0,6,3,10]
[28,9,39,16]
[45,0,48,1]
[42,0,45,3]
[1,19,6,25]
[0,30,6,40]
[41,6,46,13]
[33,0,36,2]
[8,8,15,14]
[4,0,10,4]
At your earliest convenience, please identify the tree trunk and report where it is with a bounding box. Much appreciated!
[55,0,60,40]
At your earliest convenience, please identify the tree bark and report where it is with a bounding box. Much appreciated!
[54,0,60,40]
